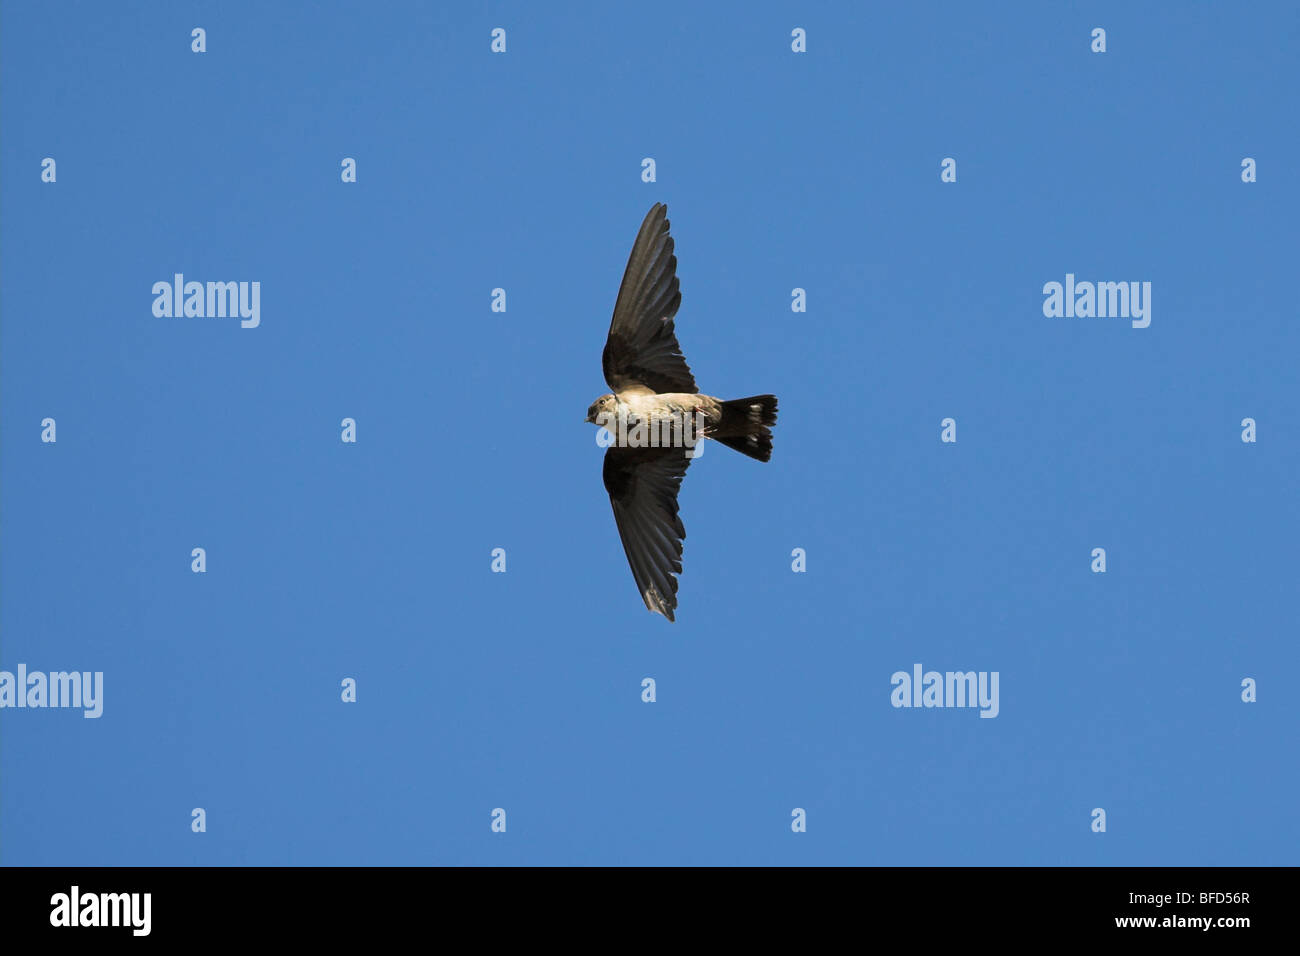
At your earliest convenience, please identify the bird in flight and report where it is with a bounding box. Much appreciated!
[585,203,778,622]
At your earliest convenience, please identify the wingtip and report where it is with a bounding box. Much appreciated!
[644,586,677,622]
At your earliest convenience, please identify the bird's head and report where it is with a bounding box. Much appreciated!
[585,394,617,425]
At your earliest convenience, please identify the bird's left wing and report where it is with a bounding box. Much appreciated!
[602,445,693,621]
[602,203,698,395]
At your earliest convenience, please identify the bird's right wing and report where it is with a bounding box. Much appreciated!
[602,445,693,621]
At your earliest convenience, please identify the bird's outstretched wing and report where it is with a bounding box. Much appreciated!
[603,445,693,621]
[602,203,697,395]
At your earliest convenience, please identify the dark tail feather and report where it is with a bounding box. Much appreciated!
[713,394,778,462]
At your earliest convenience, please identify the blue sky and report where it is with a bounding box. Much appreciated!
[2,1,1296,865]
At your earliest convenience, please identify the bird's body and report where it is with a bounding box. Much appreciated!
[619,390,711,424]
[591,391,714,448]
[585,203,778,621]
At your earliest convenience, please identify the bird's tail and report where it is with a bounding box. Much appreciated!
[711,395,778,462]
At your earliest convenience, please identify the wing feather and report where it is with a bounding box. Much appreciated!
[602,204,697,394]
[602,445,692,621]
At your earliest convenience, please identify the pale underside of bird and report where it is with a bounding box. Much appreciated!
[585,203,778,622]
